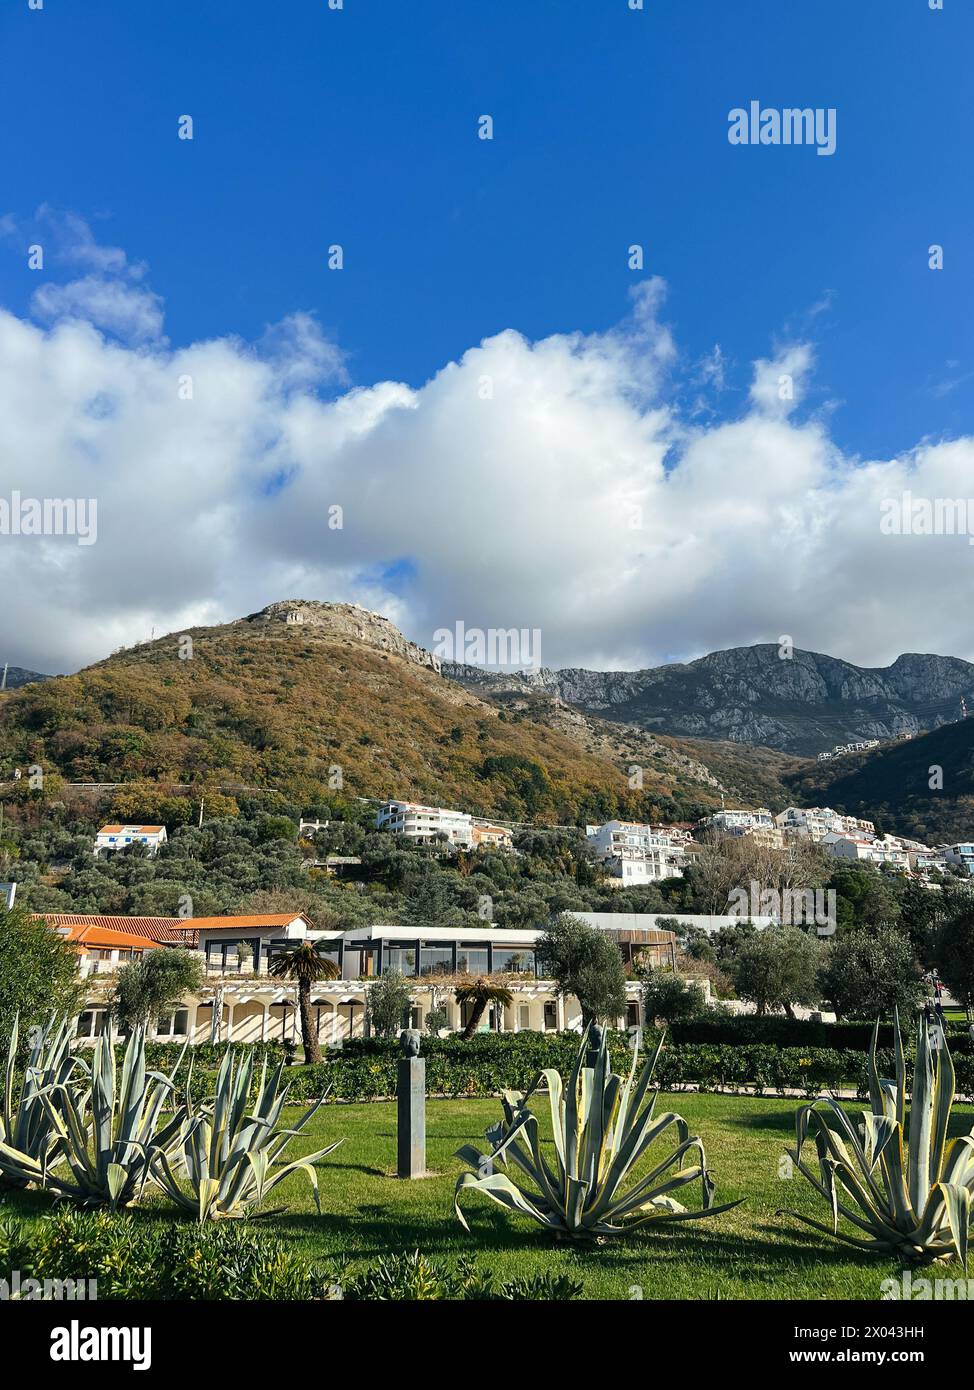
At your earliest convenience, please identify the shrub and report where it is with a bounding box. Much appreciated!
[339,1250,583,1301]
[0,1207,323,1300]
[0,1209,583,1301]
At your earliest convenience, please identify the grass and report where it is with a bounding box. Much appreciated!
[6,1091,974,1300]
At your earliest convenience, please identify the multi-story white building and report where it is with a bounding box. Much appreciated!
[776,807,876,842]
[776,806,842,841]
[943,843,974,876]
[585,820,685,882]
[376,800,473,848]
[821,833,909,871]
[93,824,168,858]
[700,808,775,834]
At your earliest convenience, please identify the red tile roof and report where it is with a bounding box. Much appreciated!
[60,924,162,951]
[97,825,166,834]
[171,912,311,932]
[36,913,186,943]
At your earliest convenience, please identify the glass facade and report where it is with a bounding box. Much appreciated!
[455,946,488,975]
[492,948,536,976]
[419,946,454,976]
[384,945,417,975]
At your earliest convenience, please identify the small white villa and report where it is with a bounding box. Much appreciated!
[93,824,168,858]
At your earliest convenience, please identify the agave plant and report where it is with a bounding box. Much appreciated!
[37,1027,186,1208]
[149,1048,342,1219]
[0,1014,85,1189]
[454,1026,741,1238]
[779,1011,974,1267]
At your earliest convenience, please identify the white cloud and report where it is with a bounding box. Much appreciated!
[0,222,973,677]
[31,275,165,345]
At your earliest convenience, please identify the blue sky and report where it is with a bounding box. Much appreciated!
[2,0,970,458]
[1,0,973,676]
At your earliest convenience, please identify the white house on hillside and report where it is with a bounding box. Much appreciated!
[376,800,474,848]
[585,820,685,883]
[94,824,168,858]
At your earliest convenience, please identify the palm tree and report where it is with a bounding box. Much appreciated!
[454,974,514,1041]
[269,941,340,1064]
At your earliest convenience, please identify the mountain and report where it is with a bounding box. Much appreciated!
[444,646,974,757]
[0,666,50,690]
[0,600,756,824]
[784,718,974,842]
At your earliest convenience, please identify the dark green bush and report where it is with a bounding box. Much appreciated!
[0,1210,583,1301]
[0,1207,322,1300]
[668,1016,971,1054]
[338,1250,582,1301]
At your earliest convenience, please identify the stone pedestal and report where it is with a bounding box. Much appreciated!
[397,1056,426,1178]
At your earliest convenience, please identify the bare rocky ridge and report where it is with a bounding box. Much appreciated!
[240,601,443,675]
[444,646,974,756]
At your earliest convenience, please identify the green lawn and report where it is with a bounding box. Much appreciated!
[6,1092,974,1300]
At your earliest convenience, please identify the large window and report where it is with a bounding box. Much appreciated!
[344,947,378,979]
[419,946,453,976]
[76,1010,107,1038]
[156,1009,189,1038]
[207,937,262,973]
[455,946,488,975]
[492,948,535,976]
[384,946,417,975]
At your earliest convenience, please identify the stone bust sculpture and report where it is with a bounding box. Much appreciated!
[399,1028,422,1058]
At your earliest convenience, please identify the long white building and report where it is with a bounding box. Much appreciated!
[51,912,684,1044]
[376,800,474,848]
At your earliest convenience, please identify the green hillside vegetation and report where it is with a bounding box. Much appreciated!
[0,620,734,826]
[676,737,803,811]
[0,619,744,822]
[785,718,974,842]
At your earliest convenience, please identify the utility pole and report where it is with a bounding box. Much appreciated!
[1,664,7,691]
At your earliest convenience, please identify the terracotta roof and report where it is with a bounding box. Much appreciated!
[171,912,312,932]
[36,913,186,943]
[59,924,162,951]
[97,825,166,835]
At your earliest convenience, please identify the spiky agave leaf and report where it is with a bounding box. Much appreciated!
[150,1047,342,1219]
[779,1010,974,1267]
[454,1024,742,1239]
[0,1014,85,1189]
[34,1027,184,1208]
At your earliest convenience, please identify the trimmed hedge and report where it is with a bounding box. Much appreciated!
[669,1017,973,1054]
[278,1043,974,1104]
[70,1032,974,1106]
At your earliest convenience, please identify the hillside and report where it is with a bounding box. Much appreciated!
[444,646,974,757]
[455,685,801,812]
[785,718,974,841]
[0,666,50,690]
[0,601,747,825]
